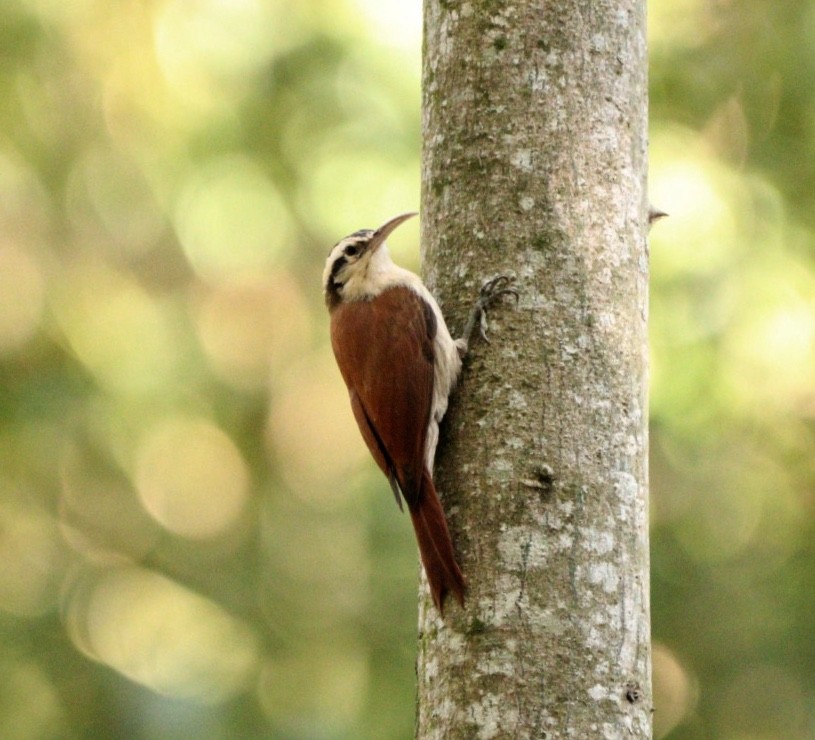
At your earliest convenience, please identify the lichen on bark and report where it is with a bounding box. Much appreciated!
[417,0,651,737]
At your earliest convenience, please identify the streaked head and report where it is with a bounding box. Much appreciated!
[322,212,417,308]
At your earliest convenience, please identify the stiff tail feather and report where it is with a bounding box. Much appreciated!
[408,470,466,612]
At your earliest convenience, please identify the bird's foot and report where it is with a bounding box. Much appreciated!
[458,275,518,356]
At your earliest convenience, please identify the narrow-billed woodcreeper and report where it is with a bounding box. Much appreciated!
[323,212,514,612]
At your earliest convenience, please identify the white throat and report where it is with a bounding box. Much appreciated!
[340,245,420,302]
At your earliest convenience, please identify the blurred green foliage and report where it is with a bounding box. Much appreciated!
[0,0,813,737]
[649,1,815,737]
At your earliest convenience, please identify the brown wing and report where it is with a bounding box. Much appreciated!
[330,286,435,508]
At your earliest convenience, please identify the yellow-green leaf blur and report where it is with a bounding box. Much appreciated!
[0,0,812,737]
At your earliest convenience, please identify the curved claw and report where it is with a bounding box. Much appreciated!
[478,275,519,310]
[461,274,518,348]
[480,275,513,296]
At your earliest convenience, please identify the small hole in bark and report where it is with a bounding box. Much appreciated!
[520,464,554,500]
[625,684,642,704]
[536,465,554,489]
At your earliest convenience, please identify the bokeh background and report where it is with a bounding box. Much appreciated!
[0,0,813,737]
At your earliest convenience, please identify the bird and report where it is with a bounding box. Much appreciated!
[323,212,515,612]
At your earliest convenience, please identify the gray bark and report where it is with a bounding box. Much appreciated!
[417,0,651,738]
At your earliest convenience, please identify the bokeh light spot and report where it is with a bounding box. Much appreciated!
[267,353,369,507]
[350,0,421,51]
[63,566,260,703]
[175,155,292,280]
[52,263,182,394]
[302,148,419,253]
[724,266,815,415]
[652,642,697,738]
[649,126,739,278]
[153,0,278,108]
[192,271,311,389]
[136,417,250,539]
[649,0,713,51]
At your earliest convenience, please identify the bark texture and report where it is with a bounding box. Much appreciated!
[417,0,650,737]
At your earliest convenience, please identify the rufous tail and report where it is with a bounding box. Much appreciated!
[408,470,466,613]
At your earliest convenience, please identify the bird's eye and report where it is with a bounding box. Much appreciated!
[345,245,358,257]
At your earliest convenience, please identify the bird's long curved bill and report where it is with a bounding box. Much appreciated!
[368,212,418,253]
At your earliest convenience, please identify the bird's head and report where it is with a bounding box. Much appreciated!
[322,212,417,308]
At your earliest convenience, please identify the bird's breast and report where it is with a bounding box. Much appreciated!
[330,286,434,375]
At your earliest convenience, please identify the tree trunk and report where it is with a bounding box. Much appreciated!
[417,1,651,737]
